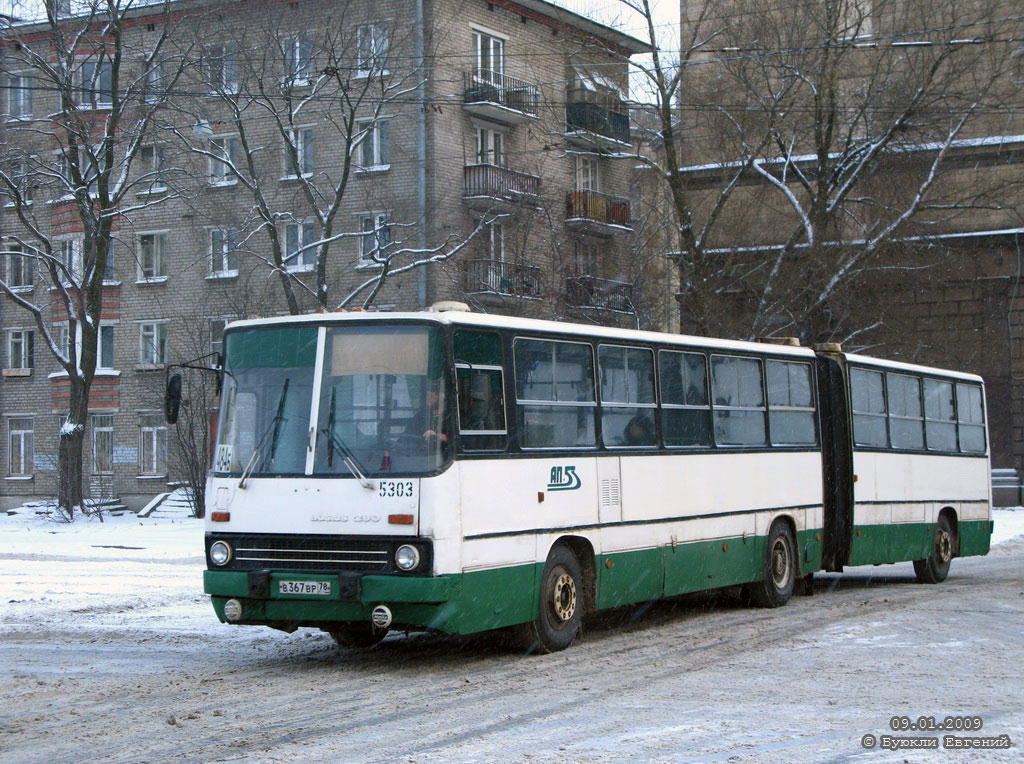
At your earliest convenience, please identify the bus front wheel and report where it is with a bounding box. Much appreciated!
[913,514,954,584]
[515,545,583,654]
[748,521,796,608]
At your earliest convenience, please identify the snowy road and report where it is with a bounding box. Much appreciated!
[0,516,1022,763]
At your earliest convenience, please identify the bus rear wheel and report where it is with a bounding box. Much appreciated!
[748,521,796,608]
[913,514,954,584]
[515,545,583,654]
[328,622,387,649]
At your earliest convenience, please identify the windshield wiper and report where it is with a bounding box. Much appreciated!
[323,389,374,489]
[239,379,290,488]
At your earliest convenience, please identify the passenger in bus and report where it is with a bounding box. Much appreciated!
[463,372,499,430]
[622,414,655,446]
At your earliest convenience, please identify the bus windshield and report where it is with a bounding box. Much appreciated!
[313,324,446,476]
[214,322,446,477]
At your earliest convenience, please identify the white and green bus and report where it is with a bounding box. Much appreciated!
[188,307,993,652]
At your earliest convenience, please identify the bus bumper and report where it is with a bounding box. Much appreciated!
[204,569,464,633]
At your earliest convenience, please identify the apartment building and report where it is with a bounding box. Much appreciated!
[0,0,649,509]
[670,0,1024,471]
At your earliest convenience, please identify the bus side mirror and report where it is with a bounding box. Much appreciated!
[165,373,182,424]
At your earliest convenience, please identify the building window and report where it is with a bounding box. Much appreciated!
[8,418,33,475]
[97,324,115,370]
[139,413,167,475]
[474,126,503,165]
[58,325,73,360]
[482,220,504,261]
[91,414,114,475]
[209,135,240,185]
[102,240,116,282]
[283,32,313,83]
[358,213,391,267]
[7,330,33,370]
[138,233,167,280]
[138,145,168,192]
[5,158,34,205]
[5,243,34,288]
[142,59,167,103]
[356,24,388,76]
[575,155,601,191]
[210,229,239,276]
[356,119,390,170]
[472,30,504,79]
[78,58,113,108]
[206,44,238,93]
[139,322,168,365]
[209,318,228,358]
[285,221,315,271]
[284,127,314,177]
[57,238,82,282]
[8,73,32,117]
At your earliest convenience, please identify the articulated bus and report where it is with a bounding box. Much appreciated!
[191,306,993,652]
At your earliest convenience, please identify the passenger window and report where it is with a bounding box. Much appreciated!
[766,361,816,445]
[887,373,923,450]
[711,355,766,446]
[514,338,596,448]
[659,350,710,447]
[454,331,507,451]
[599,345,655,447]
[851,368,887,447]
[924,379,956,451]
[956,383,986,453]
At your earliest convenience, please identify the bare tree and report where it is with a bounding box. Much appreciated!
[0,0,193,517]
[620,0,1022,342]
[168,0,489,314]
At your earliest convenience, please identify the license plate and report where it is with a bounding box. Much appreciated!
[278,580,332,596]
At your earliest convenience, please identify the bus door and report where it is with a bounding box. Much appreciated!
[815,353,854,571]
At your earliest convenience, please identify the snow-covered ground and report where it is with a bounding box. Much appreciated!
[1,506,1022,639]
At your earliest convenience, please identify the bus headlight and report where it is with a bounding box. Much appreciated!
[395,544,421,571]
[210,540,233,566]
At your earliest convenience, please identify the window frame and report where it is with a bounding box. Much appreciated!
[598,343,657,449]
[209,227,240,277]
[283,126,315,178]
[7,417,33,476]
[209,134,240,186]
[356,119,391,171]
[138,144,168,194]
[283,31,314,85]
[709,354,768,447]
[658,348,711,449]
[356,24,389,77]
[765,359,817,446]
[206,43,239,94]
[91,413,114,475]
[77,57,113,109]
[357,213,391,268]
[7,72,33,118]
[284,221,316,272]
[513,336,597,451]
[139,322,168,365]
[137,231,168,282]
[138,413,168,476]
[7,329,33,370]
[5,242,35,289]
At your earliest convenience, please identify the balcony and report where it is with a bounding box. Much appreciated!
[565,190,632,234]
[463,164,541,212]
[464,259,542,299]
[564,275,634,312]
[463,71,540,126]
[566,100,630,149]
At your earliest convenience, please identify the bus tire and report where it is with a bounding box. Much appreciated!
[913,514,954,584]
[515,545,583,654]
[327,623,387,649]
[749,520,796,608]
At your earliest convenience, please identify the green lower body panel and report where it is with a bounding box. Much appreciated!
[847,519,993,567]
[204,564,541,636]
[204,526,832,637]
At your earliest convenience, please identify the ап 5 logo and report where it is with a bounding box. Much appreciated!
[547,465,581,491]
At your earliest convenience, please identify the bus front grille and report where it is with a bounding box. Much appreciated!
[210,534,393,572]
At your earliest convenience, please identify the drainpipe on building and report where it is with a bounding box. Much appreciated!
[416,0,428,308]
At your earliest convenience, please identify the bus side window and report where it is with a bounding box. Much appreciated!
[658,350,710,447]
[514,338,596,449]
[766,360,816,446]
[956,383,986,453]
[851,368,887,447]
[453,331,507,451]
[887,373,924,450]
[924,379,956,451]
[710,355,766,446]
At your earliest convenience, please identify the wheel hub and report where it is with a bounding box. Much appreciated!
[771,539,790,587]
[551,571,577,622]
[936,528,953,564]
